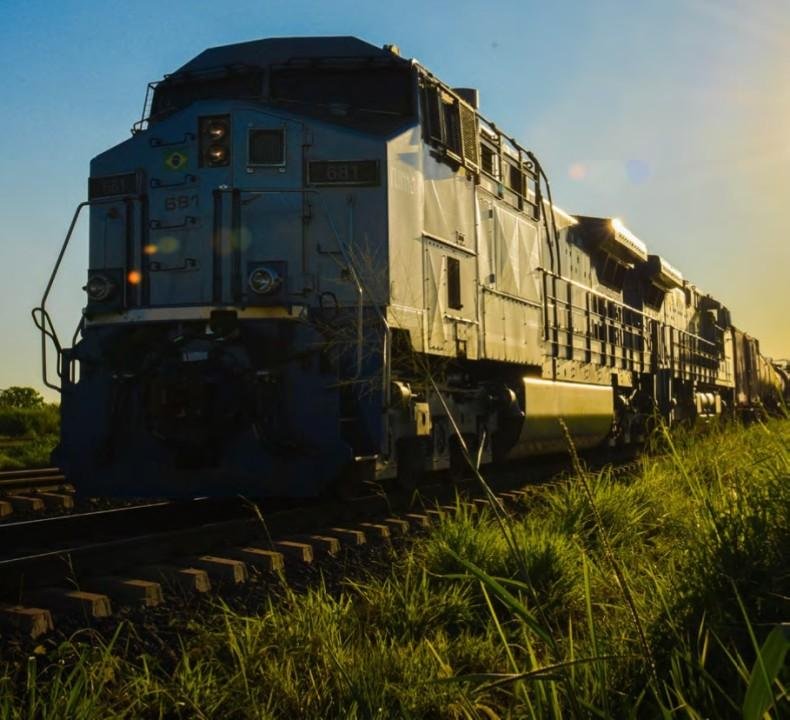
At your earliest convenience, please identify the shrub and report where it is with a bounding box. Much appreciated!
[0,405,59,438]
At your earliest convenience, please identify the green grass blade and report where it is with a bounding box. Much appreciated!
[440,547,554,645]
[742,624,790,720]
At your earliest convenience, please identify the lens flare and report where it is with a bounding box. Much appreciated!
[568,163,587,181]
[159,236,180,254]
[127,270,142,285]
[143,244,158,255]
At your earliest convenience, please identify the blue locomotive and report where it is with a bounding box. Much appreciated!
[35,37,785,498]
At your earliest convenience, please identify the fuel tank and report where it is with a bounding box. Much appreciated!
[505,378,614,458]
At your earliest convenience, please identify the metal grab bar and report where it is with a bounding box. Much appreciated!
[148,216,198,230]
[32,197,131,391]
[148,132,195,148]
[32,201,88,391]
[150,174,197,189]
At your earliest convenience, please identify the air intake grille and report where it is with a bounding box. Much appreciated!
[249,129,285,166]
[459,104,478,167]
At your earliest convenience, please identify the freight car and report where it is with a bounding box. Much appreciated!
[730,329,785,415]
[34,37,786,498]
[775,361,790,406]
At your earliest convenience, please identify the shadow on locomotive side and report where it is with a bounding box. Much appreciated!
[33,37,787,498]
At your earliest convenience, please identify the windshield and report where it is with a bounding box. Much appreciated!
[146,60,414,133]
[150,67,265,122]
[269,64,414,131]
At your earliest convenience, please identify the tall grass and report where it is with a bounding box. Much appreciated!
[0,419,787,718]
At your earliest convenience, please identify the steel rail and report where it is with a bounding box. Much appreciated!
[0,492,394,598]
[0,498,265,559]
[0,468,62,480]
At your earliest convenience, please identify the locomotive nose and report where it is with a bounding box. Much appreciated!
[144,341,254,462]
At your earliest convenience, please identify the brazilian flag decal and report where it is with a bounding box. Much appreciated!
[164,150,189,171]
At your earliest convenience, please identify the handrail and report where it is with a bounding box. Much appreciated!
[540,266,721,380]
[540,266,718,350]
[32,201,88,391]
[32,197,129,391]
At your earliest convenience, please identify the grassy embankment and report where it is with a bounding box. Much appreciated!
[0,404,59,470]
[1,418,787,718]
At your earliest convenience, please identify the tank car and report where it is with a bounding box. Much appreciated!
[731,329,785,415]
[34,36,784,498]
[772,360,790,405]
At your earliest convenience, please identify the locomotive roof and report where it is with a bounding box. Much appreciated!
[172,36,405,75]
[163,37,605,262]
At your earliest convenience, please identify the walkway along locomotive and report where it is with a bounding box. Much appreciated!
[34,37,786,498]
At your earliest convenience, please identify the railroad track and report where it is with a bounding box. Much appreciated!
[0,488,448,638]
[0,449,642,640]
[0,467,74,518]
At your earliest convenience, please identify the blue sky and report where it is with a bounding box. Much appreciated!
[1,0,788,399]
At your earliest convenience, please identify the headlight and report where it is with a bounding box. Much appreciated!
[84,274,114,301]
[199,115,231,167]
[207,145,228,164]
[249,267,281,295]
[207,120,228,140]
